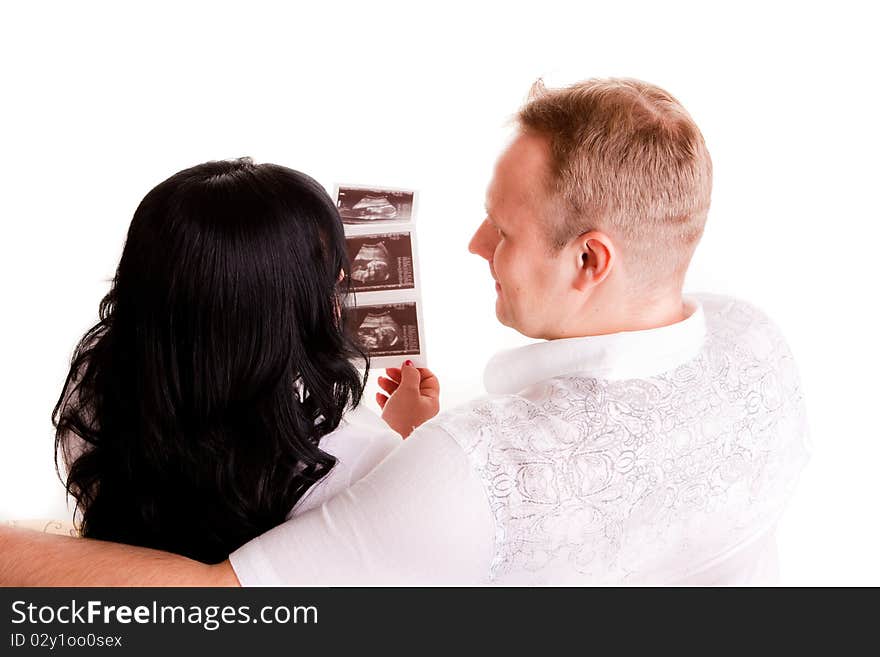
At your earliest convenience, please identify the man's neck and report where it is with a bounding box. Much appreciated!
[551,293,688,340]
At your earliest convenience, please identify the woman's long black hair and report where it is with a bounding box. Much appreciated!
[53,158,368,563]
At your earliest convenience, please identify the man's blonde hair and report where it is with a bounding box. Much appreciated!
[518,78,712,284]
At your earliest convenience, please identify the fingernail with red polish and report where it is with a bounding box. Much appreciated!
[405,360,413,367]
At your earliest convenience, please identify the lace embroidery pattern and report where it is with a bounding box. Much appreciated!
[435,296,809,584]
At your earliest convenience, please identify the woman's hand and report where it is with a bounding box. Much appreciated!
[376,361,440,438]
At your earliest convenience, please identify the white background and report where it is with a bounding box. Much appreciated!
[1,1,877,585]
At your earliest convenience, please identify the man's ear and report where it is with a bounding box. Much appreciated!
[573,231,615,291]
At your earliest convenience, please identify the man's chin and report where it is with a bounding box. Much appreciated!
[494,302,514,329]
[495,304,540,338]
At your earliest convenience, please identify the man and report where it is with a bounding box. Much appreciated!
[0,78,809,585]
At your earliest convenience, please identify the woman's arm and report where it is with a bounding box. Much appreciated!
[0,526,238,587]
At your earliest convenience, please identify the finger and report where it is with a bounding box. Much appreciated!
[384,368,401,384]
[399,360,421,388]
[377,376,399,395]
[416,368,440,397]
[376,392,388,409]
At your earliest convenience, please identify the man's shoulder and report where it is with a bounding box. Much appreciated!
[432,394,536,432]
[693,292,795,364]
[430,389,583,459]
[693,292,784,337]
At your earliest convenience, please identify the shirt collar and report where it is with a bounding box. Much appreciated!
[483,297,707,395]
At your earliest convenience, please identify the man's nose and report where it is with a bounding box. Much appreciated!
[468,219,494,260]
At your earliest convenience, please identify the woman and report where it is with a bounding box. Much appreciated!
[53,158,436,564]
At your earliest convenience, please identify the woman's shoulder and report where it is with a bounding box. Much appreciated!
[323,404,402,469]
[289,404,401,517]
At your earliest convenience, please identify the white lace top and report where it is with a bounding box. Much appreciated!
[230,294,809,585]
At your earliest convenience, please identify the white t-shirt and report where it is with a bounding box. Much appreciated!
[230,294,810,585]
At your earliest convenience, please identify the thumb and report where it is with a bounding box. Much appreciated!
[398,360,421,389]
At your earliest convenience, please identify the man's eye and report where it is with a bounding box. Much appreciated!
[485,216,504,239]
